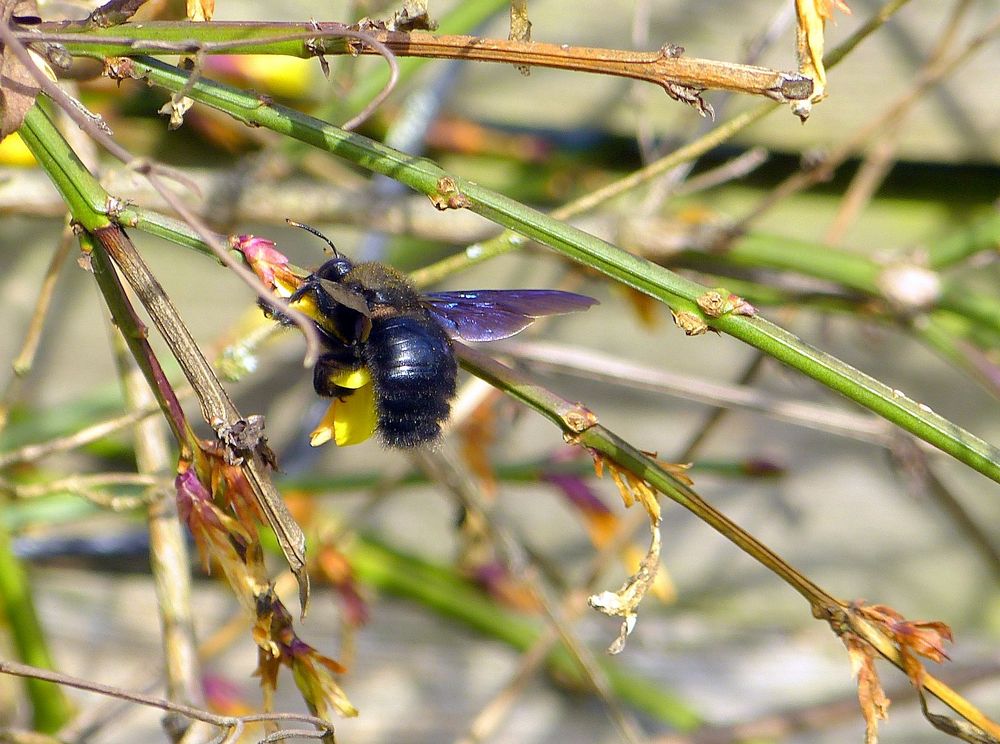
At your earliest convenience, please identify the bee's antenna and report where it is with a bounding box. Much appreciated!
[286,219,339,256]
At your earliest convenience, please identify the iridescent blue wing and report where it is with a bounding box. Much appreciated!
[423,290,598,342]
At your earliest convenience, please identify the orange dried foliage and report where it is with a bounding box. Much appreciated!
[857,603,953,687]
[592,452,661,524]
[845,634,890,744]
[458,401,499,499]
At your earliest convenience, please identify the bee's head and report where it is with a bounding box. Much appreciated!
[313,255,354,282]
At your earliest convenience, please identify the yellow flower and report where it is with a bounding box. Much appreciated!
[0,133,36,167]
[310,367,378,447]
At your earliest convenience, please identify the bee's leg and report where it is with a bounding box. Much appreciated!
[313,346,364,398]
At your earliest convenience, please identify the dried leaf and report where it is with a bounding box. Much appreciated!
[662,81,713,118]
[588,523,661,653]
[919,690,997,744]
[856,603,953,688]
[87,0,151,26]
[844,634,890,744]
[255,589,356,719]
[670,309,709,336]
[793,0,851,120]
[392,0,436,31]
[158,94,194,130]
[1,2,44,139]
[590,450,662,525]
[622,544,675,603]
[457,401,499,499]
[186,0,213,21]
[509,0,531,76]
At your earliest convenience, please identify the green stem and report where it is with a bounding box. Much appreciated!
[122,56,1000,484]
[0,522,75,731]
[455,344,839,607]
[926,211,1000,270]
[673,232,1000,336]
[17,105,110,232]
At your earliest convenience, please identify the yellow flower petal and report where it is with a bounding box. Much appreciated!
[239,56,314,99]
[0,133,36,167]
[310,405,336,447]
[333,384,377,446]
[330,366,371,390]
[309,382,377,447]
[288,293,323,321]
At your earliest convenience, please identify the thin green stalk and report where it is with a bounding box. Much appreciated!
[408,103,776,288]
[927,211,1000,270]
[398,0,917,286]
[117,206,218,259]
[455,344,836,602]
[17,106,110,232]
[673,232,1000,336]
[120,56,1000,484]
[0,523,75,731]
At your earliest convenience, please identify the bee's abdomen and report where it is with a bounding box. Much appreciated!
[365,314,457,447]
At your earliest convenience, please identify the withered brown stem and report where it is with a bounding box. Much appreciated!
[334,31,813,103]
[91,225,310,613]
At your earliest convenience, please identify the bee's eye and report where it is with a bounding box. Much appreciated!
[315,257,353,281]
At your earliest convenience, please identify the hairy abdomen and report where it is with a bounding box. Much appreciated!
[364,313,457,447]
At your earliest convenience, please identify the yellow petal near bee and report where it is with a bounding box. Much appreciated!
[288,293,350,339]
[310,367,377,447]
[0,133,36,167]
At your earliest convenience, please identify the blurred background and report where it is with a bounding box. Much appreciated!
[1,1,999,742]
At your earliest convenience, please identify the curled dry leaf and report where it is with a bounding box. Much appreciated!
[393,0,437,31]
[844,633,890,744]
[591,451,662,524]
[856,602,953,688]
[588,522,661,654]
[186,0,214,21]
[456,401,499,499]
[919,690,998,744]
[509,0,531,76]
[1,1,44,139]
[793,0,851,120]
[546,459,673,602]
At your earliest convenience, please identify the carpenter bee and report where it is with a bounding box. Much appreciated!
[270,225,598,449]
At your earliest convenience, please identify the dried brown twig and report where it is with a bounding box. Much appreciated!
[0,660,335,743]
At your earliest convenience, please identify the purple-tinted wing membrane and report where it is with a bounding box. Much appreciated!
[423,290,597,342]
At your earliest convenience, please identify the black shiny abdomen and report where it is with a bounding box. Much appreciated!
[364,312,457,447]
